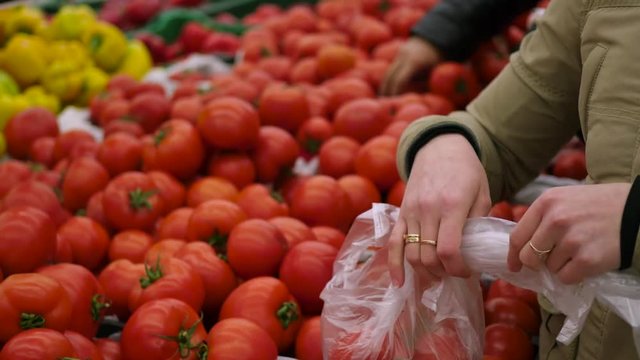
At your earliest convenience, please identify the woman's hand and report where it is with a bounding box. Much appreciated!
[379,37,442,96]
[508,183,630,284]
[388,134,491,286]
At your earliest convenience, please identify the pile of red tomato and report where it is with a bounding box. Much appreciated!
[0,0,572,359]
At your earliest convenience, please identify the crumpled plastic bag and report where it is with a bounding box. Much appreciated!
[320,203,640,359]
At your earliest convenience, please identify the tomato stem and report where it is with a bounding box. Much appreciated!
[454,79,468,95]
[216,253,228,262]
[129,188,156,210]
[207,231,227,253]
[156,316,207,359]
[90,294,112,321]
[20,313,45,329]
[270,190,284,204]
[303,138,322,154]
[140,257,163,289]
[276,301,299,329]
[154,128,168,146]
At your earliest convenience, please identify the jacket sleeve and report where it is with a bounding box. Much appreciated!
[412,0,540,61]
[397,0,583,203]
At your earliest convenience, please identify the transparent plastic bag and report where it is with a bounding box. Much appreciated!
[321,203,640,359]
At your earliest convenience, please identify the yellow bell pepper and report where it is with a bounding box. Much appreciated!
[0,94,29,130]
[41,61,85,103]
[0,34,47,88]
[0,70,18,95]
[75,66,109,107]
[23,86,61,114]
[1,6,47,40]
[83,22,128,72]
[48,40,92,67]
[115,40,153,81]
[49,5,96,41]
[0,132,6,159]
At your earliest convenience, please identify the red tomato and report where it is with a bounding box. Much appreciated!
[272,215,317,249]
[170,95,203,124]
[386,180,406,207]
[0,160,32,197]
[207,152,256,189]
[237,184,289,220]
[296,116,333,156]
[57,217,110,271]
[198,96,260,150]
[289,175,354,232]
[422,93,455,115]
[103,119,145,138]
[174,242,238,316]
[487,279,539,314]
[109,230,153,263]
[108,74,138,95]
[155,207,193,240]
[186,176,239,208]
[0,206,56,275]
[53,130,96,163]
[128,256,205,313]
[28,136,56,168]
[97,132,143,177]
[220,276,302,352]
[206,318,278,360]
[252,126,301,184]
[295,316,322,360]
[512,204,529,222]
[0,328,78,360]
[291,57,320,84]
[428,62,481,108]
[64,330,104,360]
[227,219,288,279]
[61,157,110,213]
[102,172,165,231]
[333,98,392,144]
[323,77,375,117]
[86,191,110,230]
[29,167,62,188]
[472,44,509,84]
[279,241,337,315]
[141,119,205,181]
[383,120,410,140]
[147,171,186,214]
[98,259,146,320]
[489,201,513,221]
[311,225,345,250]
[318,136,360,178]
[36,263,109,338]
[553,149,587,180]
[94,339,121,360]
[129,92,170,133]
[338,174,382,222]
[0,273,72,342]
[120,299,207,360]
[484,323,533,360]
[355,135,400,192]
[2,180,66,226]
[5,107,59,160]
[259,84,311,134]
[144,238,186,264]
[187,199,247,253]
[485,297,541,336]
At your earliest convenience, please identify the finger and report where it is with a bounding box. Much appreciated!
[388,61,414,96]
[555,259,584,285]
[403,218,423,271]
[387,219,408,287]
[468,191,491,218]
[436,204,472,277]
[508,201,544,272]
[545,241,571,274]
[380,61,401,96]
[420,212,445,278]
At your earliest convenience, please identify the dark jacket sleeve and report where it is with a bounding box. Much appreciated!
[412,0,540,61]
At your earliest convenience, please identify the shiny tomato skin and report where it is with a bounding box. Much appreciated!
[144,238,186,264]
[289,175,353,232]
[56,216,110,271]
[354,135,400,192]
[0,160,32,197]
[155,207,193,241]
[268,216,316,249]
[102,172,165,231]
[197,96,260,150]
[428,62,481,108]
[258,84,311,134]
[489,201,513,221]
[227,219,288,280]
[318,136,360,178]
[207,152,257,189]
[251,126,300,184]
[487,279,539,314]
[236,183,289,220]
[94,338,121,360]
[97,259,146,321]
[206,318,278,360]
[147,171,186,214]
[5,107,59,160]
[2,180,66,226]
[311,226,345,250]
[187,199,247,253]
[186,176,239,208]
[295,316,322,360]
[337,174,382,222]
[484,297,541,336]
[484,323,534,360]
[64,330,105,360]
[0,328,78,360]
[97,132,143,177]
[109,230,153,263]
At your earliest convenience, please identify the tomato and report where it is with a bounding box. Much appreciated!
[252,126,301,184]
[28,136,57,168]
[120,298,208,360]
[206,318,278,360]
[53,130,96,163]
[36,263,108,339]
[198,96,260,150]
[279,241,337,315]
[553,149,587,180]
[86,191,110,230]
[311,225,345,250]
[94,339,121,360]
[257,56,293,82]
[291,58,320,85]
[323,77,374,117]
[144,238,186,264]
[128,256,205,313]
[0,160,31,197]
[97,132,143,177]
[0,329,78,360]
[428,62,481,108]
[57,216,110,271]
[98,98,130,127]
[333,99,392,144]
[109,230,153,263]
[141,119,205,181]
[485,297,541,336]
[486,279,539,314]
[472,44,509,84]
[0,206,56,276]
[64,330,105,360]
[268,216,316,249]
[289,175,353,232]
[295,316,322,360]
[226,219,288,279]
[171,95,203,124]
[355,135,400,192]
[108,74,138,95]
[186,176,239,208]
[236,183,289,220]
[422,93,455,115]
[318,136,360,178]
[386,180,405,207]
[61,157,110,213]
[512,204,529,222]
[91,90,124,123]
[220,276,302,352]
[413,320,469,360]
[2,180,66,226]
[0,273,72,342]
[338,174,382,222]
[129,92,171,133]
[5,107,59,160]
[103,119,145,138]
[29,167,62,188]
[174,242,238,317]
[383,7,423,37]
[102,172,165,231]
[351,17,392,52]
[98,259,146,321]
[155,207,193,241]
[187,199,247,253]
[392,102,432,124]
[148,171,186,214]
[483,323,533,360]
[316,44,356,80]
[296,116,333,156]
[489,201,513,221]
[207,152,256,189]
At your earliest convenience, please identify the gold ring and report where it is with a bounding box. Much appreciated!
[403,233,420,244]
[528,241,552,257]
[420,239,437,246]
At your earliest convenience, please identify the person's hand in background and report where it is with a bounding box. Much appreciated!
[379,37,443,96]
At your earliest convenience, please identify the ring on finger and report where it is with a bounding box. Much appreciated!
[528,241,553,257]
[420,239,437,246]
[403,233,421,244]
